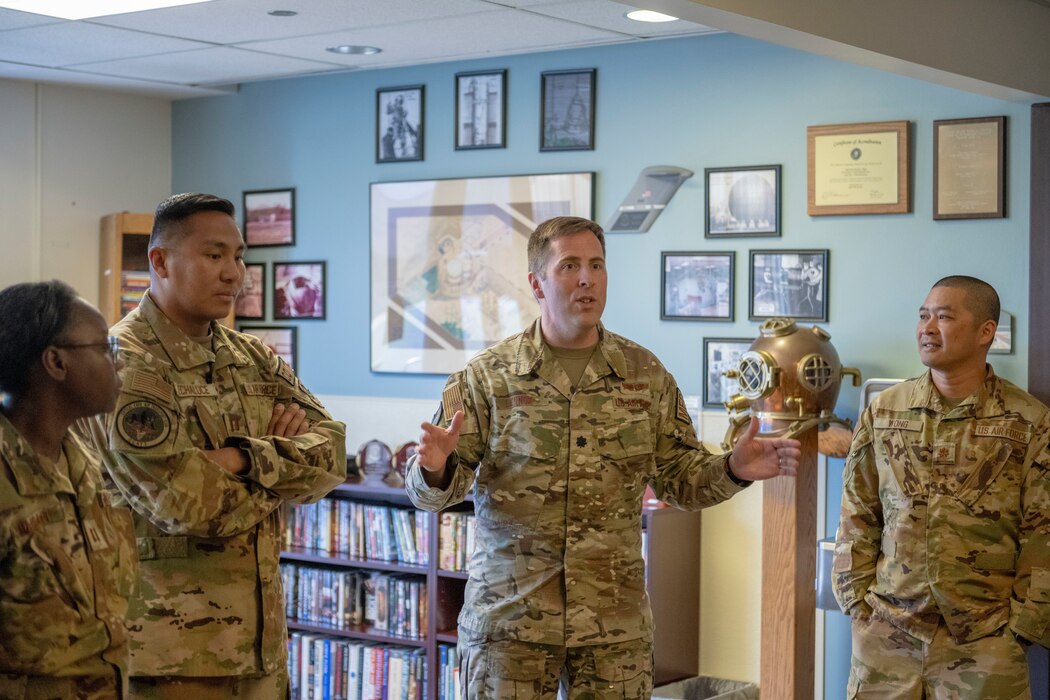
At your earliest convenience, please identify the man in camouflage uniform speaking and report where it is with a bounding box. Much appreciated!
[79,193,347,698]
[834,276,1050,698]
[406,216,801,699]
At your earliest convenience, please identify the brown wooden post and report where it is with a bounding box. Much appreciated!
[761,426,818,700]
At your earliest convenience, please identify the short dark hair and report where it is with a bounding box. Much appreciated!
[150,193,237,248]
[932,275,1000,325]
[0,280,79,400]
[527,216,606,278]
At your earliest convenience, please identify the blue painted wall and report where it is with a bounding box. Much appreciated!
[172,33,1033,696]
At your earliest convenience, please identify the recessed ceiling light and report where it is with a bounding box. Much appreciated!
[326,45,382,56]
[0,0,213,20]
[268,9,297,16]
[625,9,679,22]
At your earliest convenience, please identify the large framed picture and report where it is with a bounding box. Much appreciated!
[660,251,734,321]
[370,172,594,374]
[990,310,1012,354]
[239,325,297,372]
[273,261,326,320]
[807,120,911,216]
[540,69,595,151]
[243,188,295,247]
[749,249,829,322]
[377,85,424,162]
[703,337,754,408]
[705,165,780,237]
[933,116,1005,220]
[235,262,266,320]
[455,69,506,150]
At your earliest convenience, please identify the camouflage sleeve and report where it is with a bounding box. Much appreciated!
[1010,422,1050,645]
[234,357,347,505]
[406,368,488,512]
[833,408,881,617]
[648,370,743,509]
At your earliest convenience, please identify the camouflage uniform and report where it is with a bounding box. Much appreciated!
[79,293,347,688]
[406,321,745,697]
[1,413,137,699]
[834,367,1050,698]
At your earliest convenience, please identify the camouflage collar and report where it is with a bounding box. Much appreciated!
[909,365,1006,418]
[0,412,77,497]
[512,319,627,379]
[139,293,252,372]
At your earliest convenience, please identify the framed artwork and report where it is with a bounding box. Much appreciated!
[703,337,754,408]
[660,251,734,321]
[376,85,424,162]
[807,120,911,216]
[705,165,780,237]
[455,69,506,150]
[749,249,829,322]
[540,68,595,151]
[370,172,594,374]
[990,310,1012,354]
[243,188,295,247]
[235,262,266,320]
[239,325,297,372]
[934,116,1006,220]
[273,261,326,320]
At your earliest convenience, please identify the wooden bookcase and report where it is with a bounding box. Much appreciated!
[99,211,153,326]
[281,479,701,698]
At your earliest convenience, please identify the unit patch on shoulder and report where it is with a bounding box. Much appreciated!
[116,400,171,449]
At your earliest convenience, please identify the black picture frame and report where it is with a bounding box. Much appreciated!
[376,85,424,162]
[235,262,266,320]
[705,165,781,238]
[660,251,735,321]
[540,68,595,151]
[273,261,326,320]
[455,69,506,150]
[238,325,298,372]
[703,337,754,408]
[749,249,829,322]
[933,115,1006,220]
[243,188,295,247]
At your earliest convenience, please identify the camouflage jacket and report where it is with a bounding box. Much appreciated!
[406,320,744,646]
[834,368,1050,645]
[79,293,347,677]
[0,413,136,692]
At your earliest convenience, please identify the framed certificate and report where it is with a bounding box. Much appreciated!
[807,120,910,216]
[933,116,1005,220]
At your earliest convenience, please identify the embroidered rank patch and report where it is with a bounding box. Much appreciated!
[174,383,217,397]
[243,382,279,397]
[932,442,956,465]
[83,520,108,551]
[874,417,922,431]
[974,424,1031,444]
[116,400,171,449]
[441,383,464,421]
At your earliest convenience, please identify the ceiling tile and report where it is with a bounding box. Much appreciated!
[0,7,63,31]
[0,21,208,67]
[0,61,231,97]
[528,0,717,37]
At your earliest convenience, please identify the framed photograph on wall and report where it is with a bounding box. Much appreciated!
[540,68,595,151]
[990,310,1012,354]
[273,261,326,320]
[807,120,911,216]
[934,116,1005,220]
[370,172,593,374]
[660,251,734,321]
[705,165,780,237]
[239,325,297,372]
[703,337,754,408]
[749,249,829,322]
[235,262,265,320]
[377,85,424,162]
[243,188,295,247]
[455,69,506,150]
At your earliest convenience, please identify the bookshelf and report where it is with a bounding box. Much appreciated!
[281,479,700,698]
[99,211,153,326]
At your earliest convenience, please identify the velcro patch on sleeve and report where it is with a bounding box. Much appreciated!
[116,400,172,449]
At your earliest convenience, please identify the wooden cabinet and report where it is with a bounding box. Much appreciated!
[281,480,700,698]
[99,211,153,326]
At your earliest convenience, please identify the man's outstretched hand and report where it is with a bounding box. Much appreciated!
[728,416,801,481]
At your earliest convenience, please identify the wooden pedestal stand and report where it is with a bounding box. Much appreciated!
[761,427,818,700]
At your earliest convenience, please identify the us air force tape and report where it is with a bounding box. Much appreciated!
[116,400,171,448]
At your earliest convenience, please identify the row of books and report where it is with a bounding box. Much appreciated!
[282,564,427,639]
[288,633,425,700]
[285,499,430,567]
[438,512,475,573]
[120,270,149,315]
[437,644,462,700]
